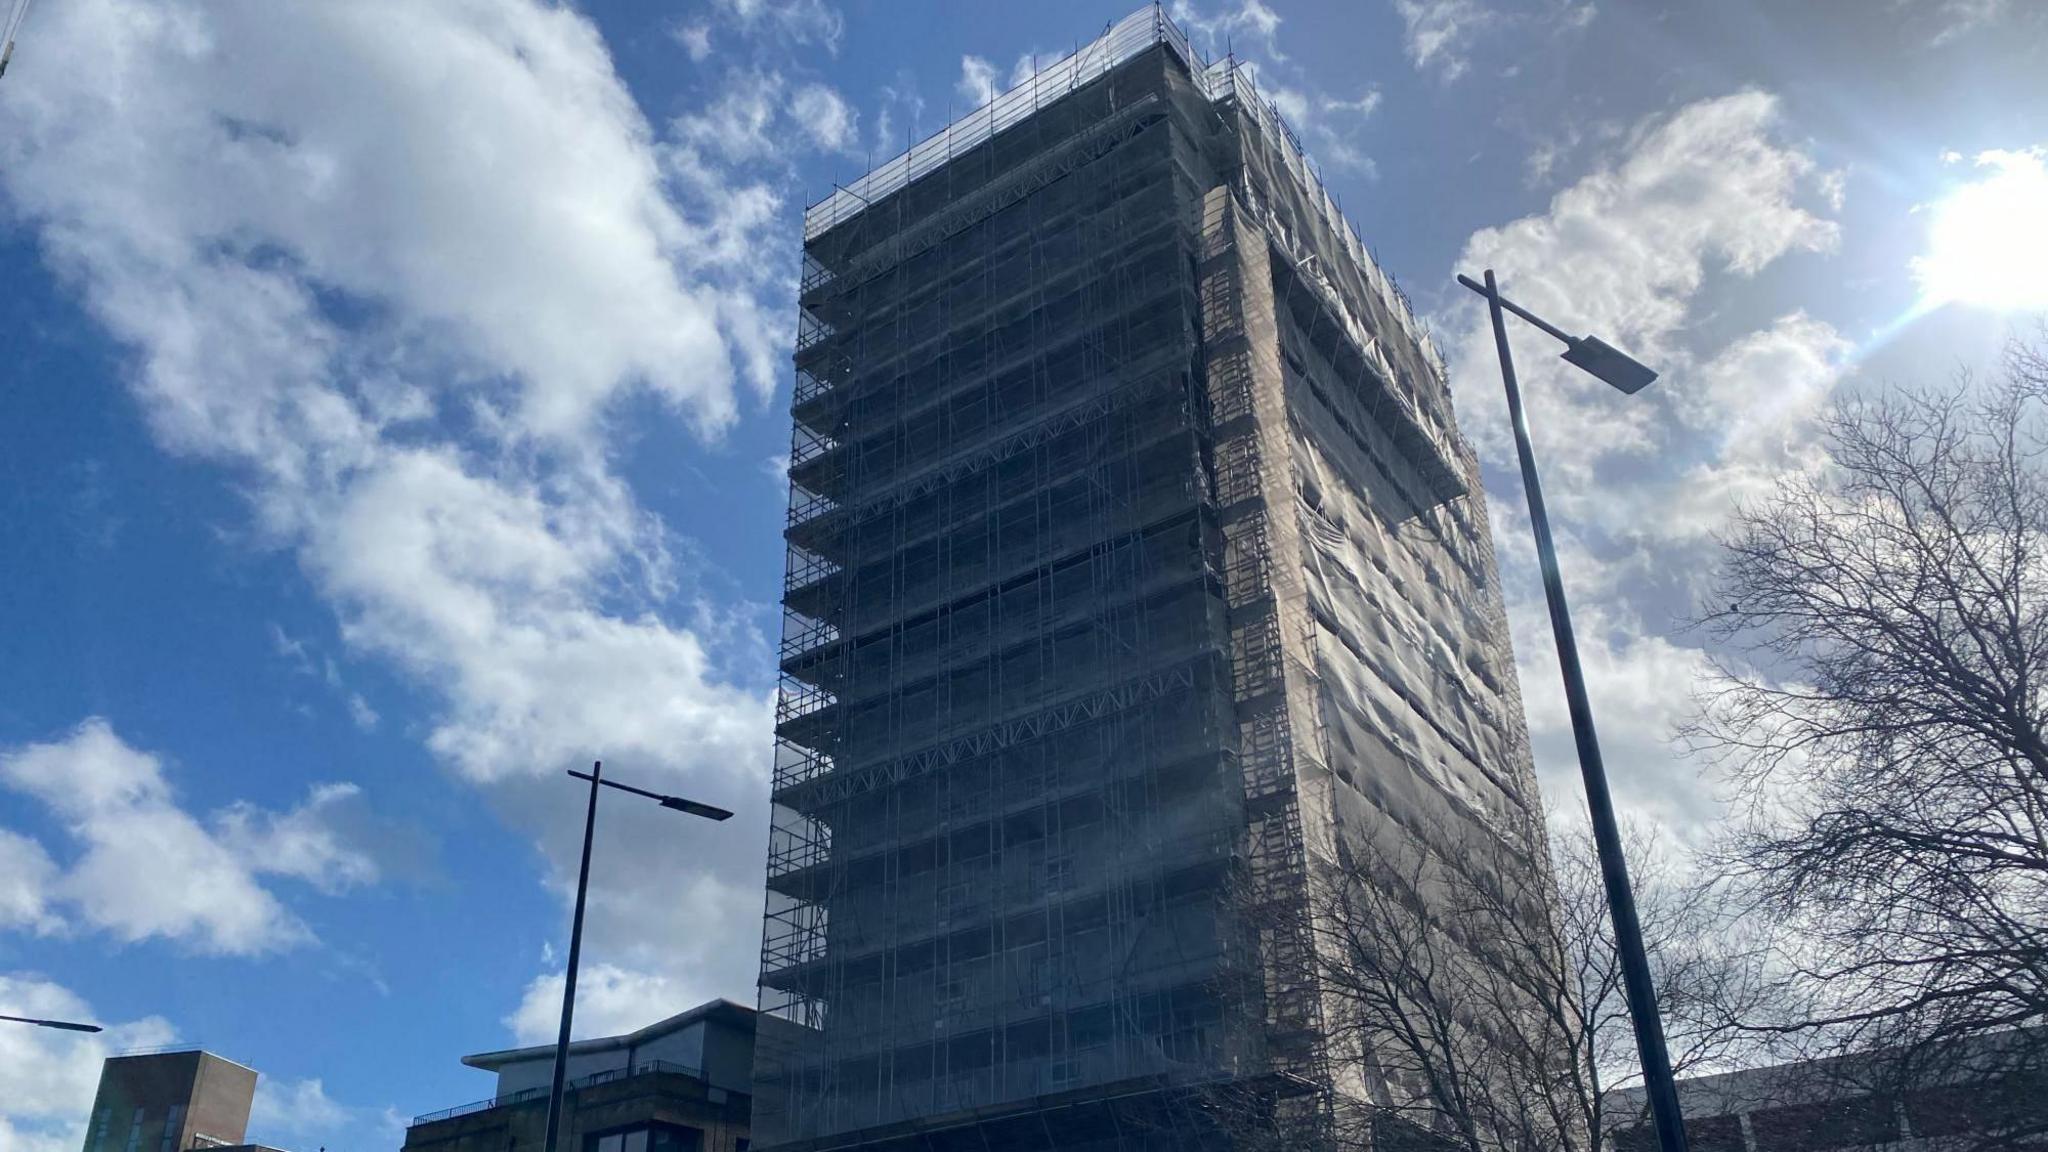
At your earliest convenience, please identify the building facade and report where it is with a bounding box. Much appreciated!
[402,1001,756,1152]
[756,7,1546,1149]
[1607,1030,2048,1152]
[81,1050,259,1152]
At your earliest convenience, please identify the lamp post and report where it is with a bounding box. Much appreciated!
[0,1012,101,1032]
[1457,269,1688,1152]
[540,760,733,1152]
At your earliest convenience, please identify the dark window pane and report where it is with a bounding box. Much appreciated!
[1752,1096,1897,1150]
[1909,1071,2048,1138]
[1690,1114,1745,1152]
[1608,1122,1655,1152]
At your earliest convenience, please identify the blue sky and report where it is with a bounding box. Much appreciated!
[1,0,2045,1147]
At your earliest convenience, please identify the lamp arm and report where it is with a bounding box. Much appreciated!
[1456,274,1576,346]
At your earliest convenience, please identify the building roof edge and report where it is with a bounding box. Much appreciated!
[459,999,755,1071]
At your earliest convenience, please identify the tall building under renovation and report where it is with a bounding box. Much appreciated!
[756,7,1547,1149]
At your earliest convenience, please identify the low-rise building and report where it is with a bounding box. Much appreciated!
[403,1000,756,1152]
[82,1049,259,1152]
[1606,1030,2046,1151]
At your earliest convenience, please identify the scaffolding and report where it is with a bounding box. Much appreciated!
[802,7,1441,386]
[755,6,1547,1150]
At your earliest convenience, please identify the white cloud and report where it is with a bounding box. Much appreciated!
[674,67,790,165]
[507,963,704,1046]
[1171,0,1285,61]
[269,624,381,731]
[247,1071,394,1152]
[1447,92,1846,837]
[789,83,859,153]
[874,73,927,154]
[1265,83,1312,126]
[214,782,381,896]
[3,721,304,954]
[0,720,380,955]
[1511,597,1722,840]
[301,450,773,787]
[0,832,61,935]
[671,22,713,62]
[1504,311,1850,562]
[1253,81,1383,179]
[1525,138,1567,186]
[346,694,381,731]
[1453,91,1840,503]
[1926,0,2008,45]
[249,1078,350,1142]
[1324,88,1384,120]
[710,0,844,53]
[0,3,780,751]
[957,55,999,108]
[0,0,783,1034]
[1656,312,1849,536]
[0,973,177,1152]
[1393,0,1488,82]
[490,770,768,1046]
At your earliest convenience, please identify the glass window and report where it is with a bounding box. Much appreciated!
[1752,1097,1898,1150]
[123,1108,146,1152]
[623,1131,647,1152]
[160,1105,186,1152]
[648,1126,703,1152]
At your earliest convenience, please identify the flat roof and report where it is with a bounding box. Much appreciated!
[461,999,755,1071]
[107,1048,260,1075]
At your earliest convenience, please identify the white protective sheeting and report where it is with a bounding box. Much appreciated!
[1288,389,1529,842]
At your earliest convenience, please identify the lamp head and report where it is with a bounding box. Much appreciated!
[1562,336,1658,394]
[660,796,735,821]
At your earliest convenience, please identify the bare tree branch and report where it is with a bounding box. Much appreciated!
[1686,335,2048,1151]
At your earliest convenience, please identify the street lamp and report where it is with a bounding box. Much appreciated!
[1456,269,1689,1152]
[0,1012,101,1032]
[541,760,733,1152]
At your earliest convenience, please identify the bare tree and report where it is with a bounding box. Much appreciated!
[1230,809,1756,1152]
[1306,815,1586,1152]
[1690,337,2048,1147]
[1553,821,1784,1147]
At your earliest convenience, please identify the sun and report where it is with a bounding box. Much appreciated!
[1913,148,2048,313]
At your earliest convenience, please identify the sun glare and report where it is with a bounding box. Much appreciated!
[1913,148,2048,313]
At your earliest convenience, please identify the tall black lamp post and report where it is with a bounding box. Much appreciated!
[541,760,733,1152]
[1457,269,1688,1152]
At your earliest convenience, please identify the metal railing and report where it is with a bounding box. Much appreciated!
[798,2,1444,377]
[802,6,1169,241]
[409,1060,704,1127]
[1213,60,1445,380]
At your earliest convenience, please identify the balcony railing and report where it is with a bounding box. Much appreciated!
[794,306,834,354]
[789,422,837,469]
[776,677,835,726]
[800,250,833,296]
[409,1060,705,1127]
[782,543,839,594]
[779,607,839,662]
